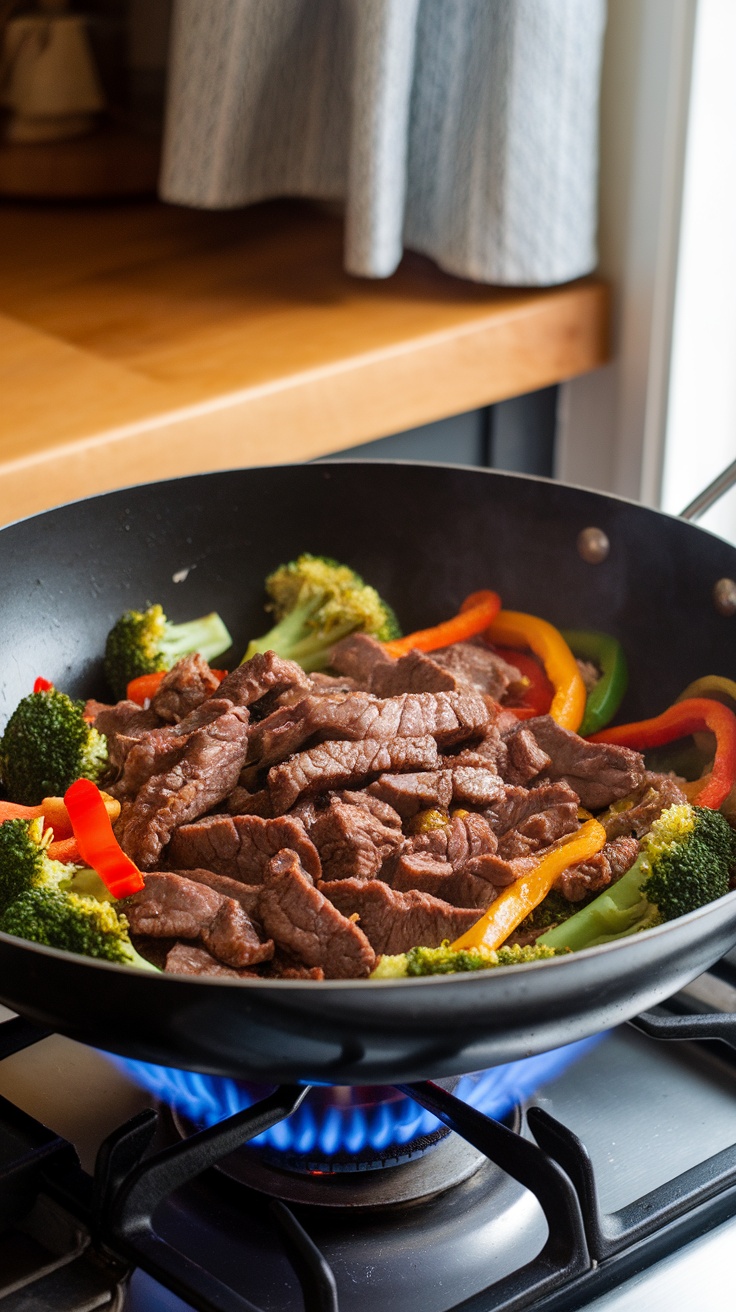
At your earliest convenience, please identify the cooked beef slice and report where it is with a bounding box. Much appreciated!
[167,814,321,884]
[164,942,260,979]
[366,770,454,817]
[450,766,505,808]
[484,781,580,836]
[411,812,499,868]
[555,835,640,902]
[504,727,552,786]
[496,789,580,859]
[311,798,403,881]
[334,790,403,830]
[268,736,439,813]
[389,852,496,910]
[601,772,688,840]
[150,653,221,723]
[329,633,395,684]
[226,787,274,818]
[117,703,250,868]
[308,672,360,696]
[505,716,645,809]
[113,697,237,800]
[167,866,261,919]
[217,651,310,709]
[266,953,326,980]
[323,879,481,954]
[451,726,508,775]
[370,650,460,696]
[259,849,375,978]
[89,700,164,776]
[430,640,522,700]
[123,872,273,967]
[248,691,491,770]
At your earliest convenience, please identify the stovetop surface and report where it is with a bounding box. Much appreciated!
[2,991,735,1312]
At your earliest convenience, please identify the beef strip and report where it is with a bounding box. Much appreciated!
[370,650,460,696]
[113,697,237,801]
[323,879,481,954]
[226,786,274,817]
[216,651,311,709]
[429,640,522,700]
[450,766,505,808]
[122,872,274,967]
[496,799,580,860]
[259,849,375,978]
[555,835,640,902]
[411,811,499,868]
[268,736,440,813]
[505,716,645,809]
[311,798,403,881]
[167,814,322,884]
[308,672,360,696]
[89,700,163,776]
[504,727,552,786]
[329,633,395,684]
[334,790,403,830]
[166,866,261,919]
[164,942,260,979]
[248,691,491,770]
[601,772,688,839]
[366,771,454,818]
[389,852,497,910]
[150,653,221,723]
[117,702,250,868]
[483,780,581,836]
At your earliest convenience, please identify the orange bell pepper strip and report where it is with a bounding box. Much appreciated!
[64,779,144,898]
[0,793,119,841]
[486,611,586,732]
[383,590,501,659]
[126,668,228,706]
[589,697,736,810]
[450,819,607,953]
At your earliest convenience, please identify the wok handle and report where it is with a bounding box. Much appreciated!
[631,1009,736,1048]
[680,455,736,521]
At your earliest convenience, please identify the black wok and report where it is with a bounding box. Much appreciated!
[0,462,735,1084]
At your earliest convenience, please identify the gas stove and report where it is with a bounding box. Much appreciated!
[2,957,736,1312]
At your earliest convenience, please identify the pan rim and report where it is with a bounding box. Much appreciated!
[1,886,734,989]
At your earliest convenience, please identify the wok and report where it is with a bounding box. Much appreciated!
[0,461,735,1084]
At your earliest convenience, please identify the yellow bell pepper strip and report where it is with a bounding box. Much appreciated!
[64,779,144,898]
[486,611,586,732]
[383,590,501,658]
[676,675,736,714]
[449,819,607,953]
[589,698,736,810]
[560,630,629,736]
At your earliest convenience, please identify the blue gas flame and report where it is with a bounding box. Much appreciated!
[108,1036,602,1162]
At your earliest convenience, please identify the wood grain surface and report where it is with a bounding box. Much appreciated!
[0,198,609,524]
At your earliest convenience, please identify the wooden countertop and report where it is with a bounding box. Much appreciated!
[0,198,609,524]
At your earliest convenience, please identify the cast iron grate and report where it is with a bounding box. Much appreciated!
[3,975,736,1312]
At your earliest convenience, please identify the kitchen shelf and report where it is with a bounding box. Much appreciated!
[0,197,609,524]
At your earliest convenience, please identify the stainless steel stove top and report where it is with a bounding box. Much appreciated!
[2,969,736,1312]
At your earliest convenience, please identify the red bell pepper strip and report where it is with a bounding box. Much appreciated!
[588,697,736,810]
[33,676,53,693]
[383,590,501,659]
[64,779,144,898]
[494,646,554,718]
[126,668,228,706]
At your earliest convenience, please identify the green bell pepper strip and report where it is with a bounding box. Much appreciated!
[561,630,628,737]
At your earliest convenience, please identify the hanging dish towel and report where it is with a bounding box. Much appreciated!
[160,0,607,286]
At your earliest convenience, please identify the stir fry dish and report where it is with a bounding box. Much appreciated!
[0,553,734,981]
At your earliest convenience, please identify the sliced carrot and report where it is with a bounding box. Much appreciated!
[383,590,501,659]
[0,792,120,841]
[47,836,81,863]
[126,668,228,705]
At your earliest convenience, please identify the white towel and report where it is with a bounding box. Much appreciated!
[160,0,606,286]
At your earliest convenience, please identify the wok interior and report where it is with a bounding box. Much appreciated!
[1,462,735,1082]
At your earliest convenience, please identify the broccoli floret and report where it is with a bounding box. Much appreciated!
[0,689,108,805]
[370,941,566,978]
[0,817,157,970]
[516,889,580,935]
[0,888,157,969]
[539,803,736,952]
[243,554,400,673]
[0,816,70,914]
[104,603,232,699]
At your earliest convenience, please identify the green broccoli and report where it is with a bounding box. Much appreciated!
[370,941,566,978]
[243,554,400,673]
[0,817,157,970]
[539,803,736,952]
[0,688,108,805]
[104,603,232,700]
